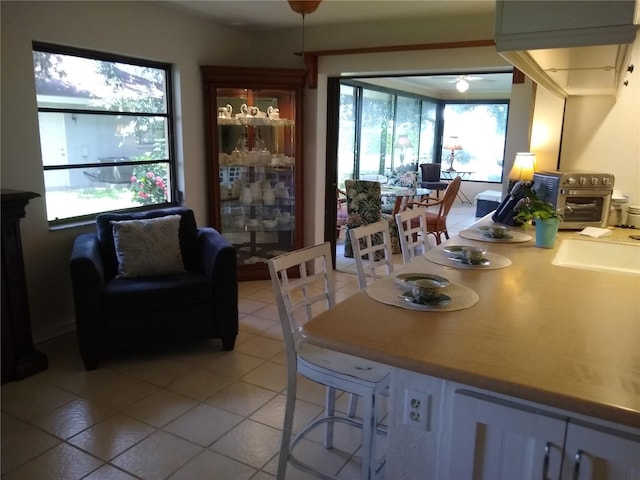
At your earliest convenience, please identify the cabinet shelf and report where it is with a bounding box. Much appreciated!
[201,65,305,281]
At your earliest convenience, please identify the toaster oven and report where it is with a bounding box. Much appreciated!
[532,170,614,230]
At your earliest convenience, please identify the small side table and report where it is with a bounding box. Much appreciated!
[441,170,474,204]
[1,189,48,383]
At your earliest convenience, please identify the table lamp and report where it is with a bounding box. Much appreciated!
[395,134,413,166]
[508,152,536,183]
[443,136,463,172]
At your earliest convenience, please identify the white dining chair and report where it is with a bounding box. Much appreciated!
[395,206,430,264]
[268,242,391,480]
[348,221,395,290]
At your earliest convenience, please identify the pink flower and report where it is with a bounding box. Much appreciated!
[139,192,149,199]
[130,176,137,183]
[146,172,155,179]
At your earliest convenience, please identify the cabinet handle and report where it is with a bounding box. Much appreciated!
[542,442,551,480]
[572,449,584,480]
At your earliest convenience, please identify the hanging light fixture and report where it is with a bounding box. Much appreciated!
[287,1,322,59]
[456,76,470,93]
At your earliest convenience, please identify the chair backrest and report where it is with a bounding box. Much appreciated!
[96,207,199,278]
[420,163,442,182]
[439,175,462,219]
[395,206,429,264]
[344,179,383,227]
[268,243,336,363]
[348,221,394,289]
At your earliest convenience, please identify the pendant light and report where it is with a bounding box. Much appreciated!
[287,0,322,59]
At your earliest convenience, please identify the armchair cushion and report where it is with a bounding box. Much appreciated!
[96,207,199,278]
[111,214,185,278]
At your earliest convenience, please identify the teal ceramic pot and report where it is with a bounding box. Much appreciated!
[535,217,560,248]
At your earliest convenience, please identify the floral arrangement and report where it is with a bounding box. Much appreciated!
[130,164,168,205]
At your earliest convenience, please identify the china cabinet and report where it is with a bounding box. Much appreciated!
[201,66,306,281]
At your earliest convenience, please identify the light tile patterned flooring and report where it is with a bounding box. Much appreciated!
[0,204,477,480]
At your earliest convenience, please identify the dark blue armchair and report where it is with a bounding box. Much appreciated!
[69,207,238,370]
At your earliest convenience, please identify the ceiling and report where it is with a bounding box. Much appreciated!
[158,0,511,96]
[159,0,496,32]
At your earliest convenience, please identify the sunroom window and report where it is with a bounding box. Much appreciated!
[32,43,175,223]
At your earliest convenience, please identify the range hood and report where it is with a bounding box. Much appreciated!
[495,0,639,97]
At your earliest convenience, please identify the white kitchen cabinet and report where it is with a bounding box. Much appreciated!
[494,0,639,97]
[562,421,640,479]
[447,389,640,480]
[449,390,566,480]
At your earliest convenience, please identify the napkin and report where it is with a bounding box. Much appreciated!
[577,227,612,238]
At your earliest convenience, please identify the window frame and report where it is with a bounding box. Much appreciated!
[33,42,178,226]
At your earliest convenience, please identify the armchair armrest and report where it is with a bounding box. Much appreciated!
[70,233,105,289]
[197,228,238,342]
[69,233,106,369]
[411,196,443,207]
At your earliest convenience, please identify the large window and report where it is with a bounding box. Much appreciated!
[441,102,508,182]
[338,79,509,186]
[33,43,175,223]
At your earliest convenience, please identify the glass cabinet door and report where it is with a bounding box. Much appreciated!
[202,67,305,281]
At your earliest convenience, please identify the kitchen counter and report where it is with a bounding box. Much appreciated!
[303,224,640,428]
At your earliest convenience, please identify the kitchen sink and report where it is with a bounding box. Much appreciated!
[552,238,640,275]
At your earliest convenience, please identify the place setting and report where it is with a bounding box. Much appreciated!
[425,244,512,270]
[458,223,532,243]
[366,271,479,312]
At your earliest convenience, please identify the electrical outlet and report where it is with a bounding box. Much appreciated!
[403,389,430,431]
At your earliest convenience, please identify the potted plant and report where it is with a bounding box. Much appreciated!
[513,188,562,248]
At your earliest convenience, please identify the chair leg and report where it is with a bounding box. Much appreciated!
[324,386,336,448]
[278,373,297,480]
[361,392,378,480]
[347,394,358,418]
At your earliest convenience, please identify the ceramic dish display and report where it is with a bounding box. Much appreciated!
[442,245,486,263]
[425,248,512,270]
[395,273,449,289]
[477,225,513,240]
[459,228,532,243]
[367,275,479,312]
[399,290,451,307]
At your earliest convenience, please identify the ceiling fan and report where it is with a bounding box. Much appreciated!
[444,75,491,92]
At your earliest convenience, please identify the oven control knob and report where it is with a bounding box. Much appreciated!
[591,177,598,185]
[602,177,611,186]
[579,177,587,185]
[567,177,576,185]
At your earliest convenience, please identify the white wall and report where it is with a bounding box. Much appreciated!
[1,1,250,341]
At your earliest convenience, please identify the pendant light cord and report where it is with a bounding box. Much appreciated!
[301,12,306,60]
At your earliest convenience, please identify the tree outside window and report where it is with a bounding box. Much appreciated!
[33,44,175,223]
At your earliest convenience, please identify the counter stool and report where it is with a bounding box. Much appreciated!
[268,242,391,480]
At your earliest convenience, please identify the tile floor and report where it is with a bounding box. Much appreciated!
[1,204,477,480]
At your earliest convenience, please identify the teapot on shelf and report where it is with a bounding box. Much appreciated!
[267,106,280,120]
[218,104,232,119]
[251,106,267,118]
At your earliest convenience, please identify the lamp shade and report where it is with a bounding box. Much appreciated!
[395,134,413,149]
[443,136,463,151]
[508,152,536,181]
